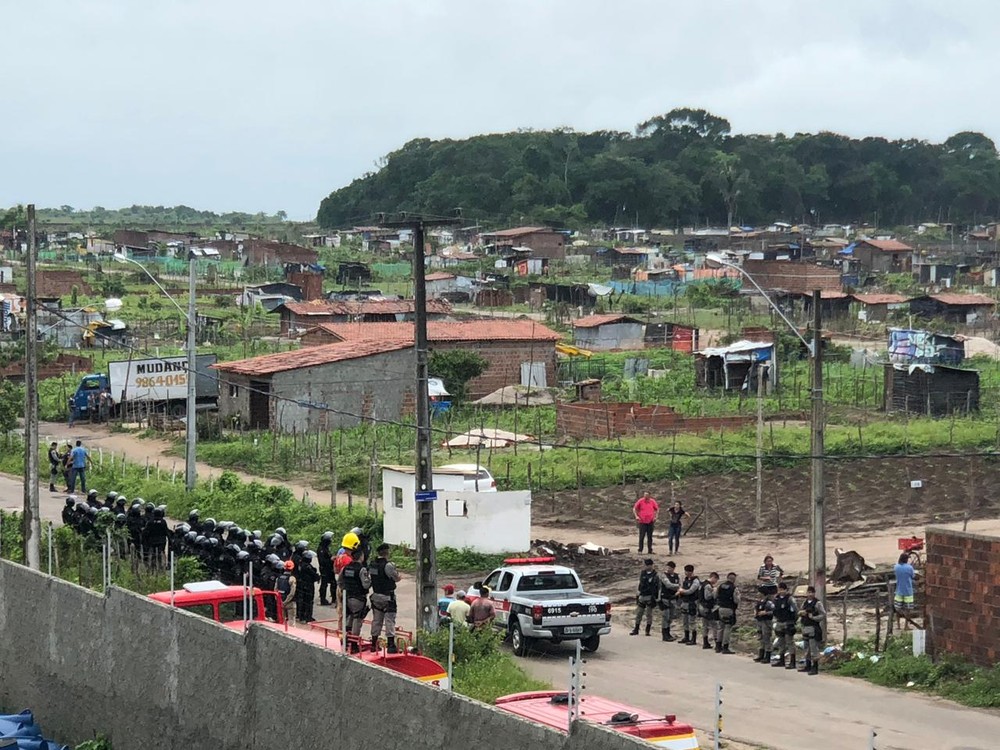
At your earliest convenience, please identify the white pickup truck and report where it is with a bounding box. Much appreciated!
[467,557,611,656]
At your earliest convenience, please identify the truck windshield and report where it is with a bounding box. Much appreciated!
[516,573,579,592]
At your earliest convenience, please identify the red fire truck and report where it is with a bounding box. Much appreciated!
[495,691,699,749]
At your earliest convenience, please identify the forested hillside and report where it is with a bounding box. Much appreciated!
[316,108,1000,230]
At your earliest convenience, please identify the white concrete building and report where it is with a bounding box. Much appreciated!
[381,465,531,554]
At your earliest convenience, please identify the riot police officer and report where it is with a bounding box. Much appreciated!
[296,551,319,623]
[629,558,660,636]
[317,531,336,606]
[61,497,76,526]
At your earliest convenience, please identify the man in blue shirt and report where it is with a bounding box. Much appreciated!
[68,440,92,493]
[893,553,917,630]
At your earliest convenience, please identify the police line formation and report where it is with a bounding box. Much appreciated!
[631,557,828,675]
[60,491,402,654]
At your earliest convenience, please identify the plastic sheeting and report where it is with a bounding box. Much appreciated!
[0,710,69,750]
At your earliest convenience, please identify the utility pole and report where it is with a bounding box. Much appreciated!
[755,360,766,529]
[380,213,459,633]
[23,204,41,570]
[186,256,197,491]
[809,289,826,606]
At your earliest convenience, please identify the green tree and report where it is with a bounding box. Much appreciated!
[0,380,22,433]
[428,350,488,403]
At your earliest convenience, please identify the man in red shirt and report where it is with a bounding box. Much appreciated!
[633,490,659,553]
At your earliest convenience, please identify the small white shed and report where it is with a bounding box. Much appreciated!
[381,465,531,554]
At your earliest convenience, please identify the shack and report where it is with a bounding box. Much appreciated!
[695,340,776,392]
[644,322,699,352]
[852,293,910,323]
[381,465,531,553]
[909,294,995,325]
[572,314,645,351]
[884,364,979,416]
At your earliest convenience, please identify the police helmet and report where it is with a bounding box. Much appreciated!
[176,523,191,534]
[203,518,217,530]
[341,532,361,551]
[106,491,118,502]
[86,506,98,516]
[188,509,200,520]
[321,531,334,542]
[269,535,283,547]
[195,535,207,546]
[208,538,220,548]
[252,530,262,540]
[273,561,286,572]
[350,526,363,536]
[266,554,280,564]
[251,539,264,550]
[144,503,155,513]
[75,502,86,512]
[115,513,127,523]
[275,527,287,537]
[65,497,76,507]
[152,508,164,520]
[294,540,309,551]
[185,531,198,543]
[156,504,167,513]
[87,490,98,500]
[236,551,250,562]
[303,551,316,561]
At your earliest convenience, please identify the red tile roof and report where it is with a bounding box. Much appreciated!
[858,239,914,252]
[280,299,452,316]
[852,293,910,305]
[424,272,456,282]
[572,314,645,329]
[925,293,996,306]
[314,319,562,343]
[213,339,413,376]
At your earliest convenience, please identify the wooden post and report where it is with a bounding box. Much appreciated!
[874,593,881,653]
[329,442,338,508]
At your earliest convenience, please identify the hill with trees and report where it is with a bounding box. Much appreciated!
[316,108,1000,230]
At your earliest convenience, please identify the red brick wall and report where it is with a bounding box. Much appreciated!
[430,341,557,400]
[925,527,1000,667]
[556,401,753,439]
[742,260,841,293]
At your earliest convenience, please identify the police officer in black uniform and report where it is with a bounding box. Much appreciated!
[141,507,170,568]
[296,550,319,623]
[369,543,401,652]
[62,497,77,526]
[317,531,336,606]
[630,558,660,636]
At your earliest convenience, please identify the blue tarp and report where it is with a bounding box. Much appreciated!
[0,710,69,750]
[839,242,856,255]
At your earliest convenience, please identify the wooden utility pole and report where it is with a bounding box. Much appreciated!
[380,213,459,633]
[755,360,766,529]
[23,205,41,569]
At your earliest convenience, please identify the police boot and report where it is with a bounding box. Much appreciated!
[386,640,398,654]
[664,626,676,642]
[754,648,765,662]
[702,635,712,649]
[687,630,698,645]
[799,657,811,673]
[645,623,652,636]
[629,626,640,636]
[808,661,819,676]
[370,637,379,651]
[772,651,786,667]
[785,651,798,669]
[679,630,690,644]
[722,643,735,655]
[714,640,722,653]
[763,651,772,665]
[49,483,56,493]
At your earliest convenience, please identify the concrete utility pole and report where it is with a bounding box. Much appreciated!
[809,289,826,605]
[380,213,459,633]
[186,256,197,491]
[23,205,40,570]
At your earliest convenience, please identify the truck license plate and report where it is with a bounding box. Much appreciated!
[563,626,584,635]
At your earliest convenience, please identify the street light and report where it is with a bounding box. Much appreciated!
[706,253,826,603]
[113,252,198,491]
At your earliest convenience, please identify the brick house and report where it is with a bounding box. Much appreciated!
[741,259,842,293]
[298,318,562,399]
[481,226,566,260]
[275,299,453,335]
[212,339,416,431]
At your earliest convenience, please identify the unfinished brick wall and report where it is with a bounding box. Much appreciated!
[431,341,557,400]
[925,527,1000,667]
[556,401,754,439]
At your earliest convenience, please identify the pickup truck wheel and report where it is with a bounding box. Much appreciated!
[510,620,531,657]
[581,634,600,653]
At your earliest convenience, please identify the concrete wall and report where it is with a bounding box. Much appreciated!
[0,560,644,750]
[925,527,1000,668]
[556,400,754,440]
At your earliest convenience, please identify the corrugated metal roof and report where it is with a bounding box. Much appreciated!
[317,319,562,342]
[572,314,645,328]
[926,293,996,306]
[852,293,910,305]
[213,339,413,376]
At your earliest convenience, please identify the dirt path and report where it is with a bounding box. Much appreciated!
[38,421,339,504]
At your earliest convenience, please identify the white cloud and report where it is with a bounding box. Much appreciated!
[1,0,998,218]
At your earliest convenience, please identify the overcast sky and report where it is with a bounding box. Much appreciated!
[2,1,995,219]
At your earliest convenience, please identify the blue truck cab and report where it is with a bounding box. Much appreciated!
[70,373,112,421]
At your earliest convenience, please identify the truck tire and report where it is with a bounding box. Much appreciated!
[169,402,186,418]
[510,619,531,657]
[581,634,600,653]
